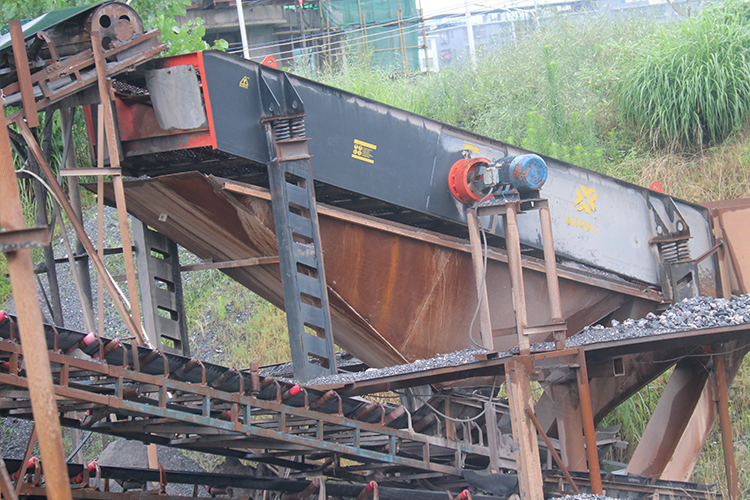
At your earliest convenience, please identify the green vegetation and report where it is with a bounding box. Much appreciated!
[0,0,227,55]
[618,0,750,149]
[183,269,290,367]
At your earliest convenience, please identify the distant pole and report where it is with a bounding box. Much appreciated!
[419,7,430,72]
[464,0,476,65]
[236,0,251,59]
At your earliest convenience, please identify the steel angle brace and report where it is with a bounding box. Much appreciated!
[0,227,50,253]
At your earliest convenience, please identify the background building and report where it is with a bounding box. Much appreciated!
[179,0,702,74]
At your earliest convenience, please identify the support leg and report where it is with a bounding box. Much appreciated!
[507,361,544,500]
[0,116,71,500]
[576,349,602,495]
[504,203,529,355]
[715,349,740,500]
[466,208,494,350]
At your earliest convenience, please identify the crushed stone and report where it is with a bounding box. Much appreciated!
[303,295,750,387]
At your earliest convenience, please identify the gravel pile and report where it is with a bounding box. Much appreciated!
[262,351,365,378]
[563,294,750,349]
[302,295,750,387]
[303,347,489,386]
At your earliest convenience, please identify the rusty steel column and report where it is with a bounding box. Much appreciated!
[539,205,565,349]
[504,203,529,355]
[9,21,39,128]
[466,208,494,350]
[507,360,544,499]
[715,351,740,500]
[0,118,72,500]
[576,349,602,495]
[626,356,709,478]
[91,30,144,344]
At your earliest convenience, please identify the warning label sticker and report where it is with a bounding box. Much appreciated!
[352,139,377,164]
[239,76,249,89]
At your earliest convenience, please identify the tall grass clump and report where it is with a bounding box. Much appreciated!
[618,0,750,150]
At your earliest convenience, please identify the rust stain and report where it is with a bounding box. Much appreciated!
[109,172,662,371]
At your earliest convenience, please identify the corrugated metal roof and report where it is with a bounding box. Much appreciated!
[0,2,105,54]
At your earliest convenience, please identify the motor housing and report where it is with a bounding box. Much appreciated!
[448,154,548,204]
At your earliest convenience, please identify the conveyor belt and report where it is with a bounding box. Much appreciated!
[0,316,495,482]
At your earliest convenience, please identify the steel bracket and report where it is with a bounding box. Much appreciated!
[0,227,50,253]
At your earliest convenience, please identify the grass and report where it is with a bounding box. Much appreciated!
[618,0,750,150]
[634,126,750,202]
[182,268,290,368]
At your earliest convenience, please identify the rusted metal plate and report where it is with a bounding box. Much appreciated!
[104,173,660,368]
[702,198,750,294]
[626,357,711,478]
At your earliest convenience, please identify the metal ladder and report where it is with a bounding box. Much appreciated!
[259,70,337,382]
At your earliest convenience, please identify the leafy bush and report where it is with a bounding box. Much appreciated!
[618,0,750,150]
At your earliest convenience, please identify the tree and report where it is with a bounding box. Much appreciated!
[0,0,227,55]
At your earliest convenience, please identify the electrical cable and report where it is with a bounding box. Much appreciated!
[228,22,427,63]
[224,0,514,53]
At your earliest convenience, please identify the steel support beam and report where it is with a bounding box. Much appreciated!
[625,356,710,478]
[467,208,494,350]
[506,360,544,499]
[576,349,602,496]
[90,29,144,345]
[0,98,71,500]
[547,381,586,472]
[715,349,740,500]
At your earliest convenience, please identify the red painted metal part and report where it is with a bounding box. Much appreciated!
[448,157,490,204]
[156,52,218,151]
[262,55,278,69]
[85,52,220,158]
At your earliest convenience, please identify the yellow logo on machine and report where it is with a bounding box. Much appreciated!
[352,139,377,164]
[239,76,249,89]
[574,185,597,214]
[462,144,480,157]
